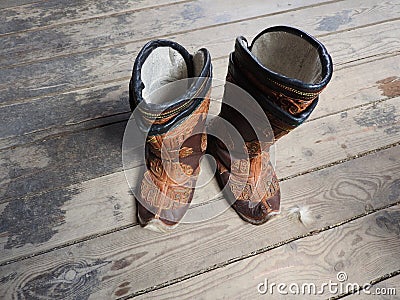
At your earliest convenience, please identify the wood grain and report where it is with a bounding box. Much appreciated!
[0,0,330,67]
[0,0,189,35]
[275,96,400,178]
[0,145,399,298]
[0,120,127,202]
[0,0,46,10]
[1,52,399,150]
[2,93,398,204]
[1,1,399,105]
[1,1,399,299]
[136,205,400,299]
[2,0,398,67]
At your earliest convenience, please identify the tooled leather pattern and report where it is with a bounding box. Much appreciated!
[226,72,293,140]
[139,98,210,218]
[229,151,280,206]
[240,69,318,116]
[210,118,280,214]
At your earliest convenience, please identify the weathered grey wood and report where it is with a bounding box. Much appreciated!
[311,55,400,120]
[0,0,45,10]
[0,146,399,298]
[136,206,400,300]
[1,82,399,264]
[0,162,223,264]
[0,120,127,202]
[180,0,400,62]
[1,0,399,299]
[0,82,131,147]
[275,96,400,178]
[2,0,397,67]
[2,90,398,205]
[0,0,189,35]
[1,14,399,106]
[0,171,135,259]
[1,53,399,150]
[0,0,330,67]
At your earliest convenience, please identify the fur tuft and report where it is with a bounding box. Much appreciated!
[287,205,314,227]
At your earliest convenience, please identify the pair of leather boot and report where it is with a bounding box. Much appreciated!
[128,26,333,232]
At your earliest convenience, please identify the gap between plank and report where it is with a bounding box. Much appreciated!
[0,0,48,11]
[0,0,194,38]
[120,201,400,299]
[1,25,398,111]
[0,95,398,206]
[0,0,347,69]
[1,142,399,267]
[0,79,397,153]
[279,140,400,182]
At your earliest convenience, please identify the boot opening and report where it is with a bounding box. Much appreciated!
[141,47,188,103]
[141,48,207,105]
[251,31,323,84]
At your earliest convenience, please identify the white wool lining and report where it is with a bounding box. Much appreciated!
[251,32,323,84]
[141,48,205,105]
[192,51,205,77]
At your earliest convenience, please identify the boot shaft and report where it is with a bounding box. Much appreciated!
[225,26,333,140]
[128,39,212,230]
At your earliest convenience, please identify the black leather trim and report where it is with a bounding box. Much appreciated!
[129,40,212,136]
[228,53,317,127]
[234,25,333,97]
[129,39,193,111]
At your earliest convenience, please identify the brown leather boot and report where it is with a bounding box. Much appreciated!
[129,40,212,232]
[208,26,333,224]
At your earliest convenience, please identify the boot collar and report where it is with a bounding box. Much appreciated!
[234,25,333,95]
[129,40,212,135]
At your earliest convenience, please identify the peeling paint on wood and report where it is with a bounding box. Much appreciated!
[0,187,80,249]
[0,0,188,34]
[0,170,135,264]
[0,0,326,68]
[1,147,399,299]
[353,103,399,135]
[0,121,127,201]
[0,83,129,141]
[317,10,352,31]
[377,76,400,98]
[1,0,400,298]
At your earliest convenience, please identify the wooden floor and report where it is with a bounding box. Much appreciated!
[1,0,400,299]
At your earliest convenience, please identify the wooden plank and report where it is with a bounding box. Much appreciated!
[1,96,398,262]
[1,7,399,106]
[0,120,127,202]
[0,0,45,10]
[2,0,398,67]
[1,53,399,150]
[136,206,400,300]
[0,82,131,148]
[2,91,398,203]
[275,96,400,178]
[0,158,221,263]
[0,145,399,298]
[0,0,329,67]
[0,0,189,35]
[180,0,400,62]
[311,55,400,120]
[0,171,134,255]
